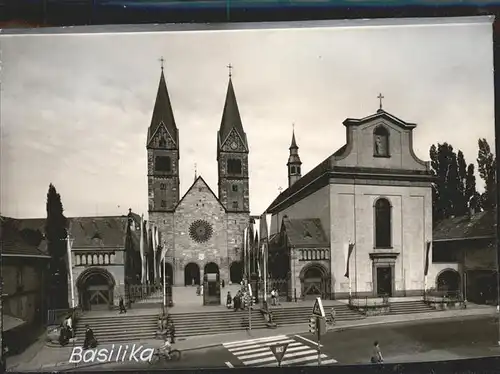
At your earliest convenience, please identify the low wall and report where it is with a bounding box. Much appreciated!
[424,296,466,311]
[348,297,390,316]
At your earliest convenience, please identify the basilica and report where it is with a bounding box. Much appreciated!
[146,67,250,287]
[265,105,436,300]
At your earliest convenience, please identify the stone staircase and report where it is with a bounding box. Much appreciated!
[170,309,268,338]
[389,300,435,315]
[74,312,158,344]
[270,303,364,326]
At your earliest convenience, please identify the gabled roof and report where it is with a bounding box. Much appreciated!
[343,109,417,130]
[433,210,496,242]
[175,176,226,212]
[0,216,49,257]
[266,157,330,213]
[147,70,178,147]
[68,216,132,249]
[282,217,329,248]
[218,78,248,151]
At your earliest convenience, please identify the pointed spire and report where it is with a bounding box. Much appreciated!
[147,61,178,147]
[218,68,248,151]
[290,123,298,149]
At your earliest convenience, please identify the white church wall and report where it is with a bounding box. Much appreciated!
[330,182,432,298]
[334,118,428,172]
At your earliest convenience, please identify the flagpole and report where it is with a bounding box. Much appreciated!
[243,227,248,280]
[153,227,158,282]
[140,215,145,284]
[163,259,166,308]
[353,176,357,298]
[348,242,352,298]
[66,234,76,309]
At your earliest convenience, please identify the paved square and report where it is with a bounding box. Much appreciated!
[222,335,337,367]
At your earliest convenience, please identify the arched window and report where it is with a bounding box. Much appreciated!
[374,198,392,248]
[373,126,390,157]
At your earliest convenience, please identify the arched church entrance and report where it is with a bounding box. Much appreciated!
[436,269,461,293]
[300,263,329,300]
[230,261,243,284]
[76,268,116,311]
[184,263,200,286]
[204,262,220,275]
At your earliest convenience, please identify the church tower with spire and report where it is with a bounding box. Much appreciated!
[217,72,250,214]
[217,69,250,263]
[287,128,302,187]
[146,65,180,215]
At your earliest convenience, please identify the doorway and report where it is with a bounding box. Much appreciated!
[376,266,392,297]
[77,270,115,311]
[184,263,201,286]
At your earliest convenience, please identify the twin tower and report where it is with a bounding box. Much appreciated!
[146,66,304,218]
[146,67,250,214]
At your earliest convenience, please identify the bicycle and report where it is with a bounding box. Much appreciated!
[148,349,181,364]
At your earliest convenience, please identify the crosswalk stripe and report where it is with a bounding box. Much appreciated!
[227,339,296,353]
[303,358,338,366]
[235,342,301,357]
[223,335,288,348]
[238,344,306,360]
[244,349,318,365]
[222,334,338,368]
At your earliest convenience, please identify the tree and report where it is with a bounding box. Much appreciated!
[430,143,479,224]
[477,138,497,211]
[45,183,69,309]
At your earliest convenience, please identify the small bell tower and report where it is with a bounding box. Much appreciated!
[287,125,302,187]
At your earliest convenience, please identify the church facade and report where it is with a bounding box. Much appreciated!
[266,108,435,300]
[146,68,249,287]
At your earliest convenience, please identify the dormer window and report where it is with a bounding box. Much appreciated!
[373,126,390,157]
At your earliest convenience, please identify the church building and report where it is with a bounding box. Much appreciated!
[146,66,250,287]
[265,103,435,300]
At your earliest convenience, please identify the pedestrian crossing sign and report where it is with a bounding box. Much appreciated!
[270,342,289,364]
[312,297,325,317]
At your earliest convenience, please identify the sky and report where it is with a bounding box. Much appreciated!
[0,17,495,219]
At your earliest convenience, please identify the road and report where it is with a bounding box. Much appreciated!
[71,315,500,370]
[298,315,500,365]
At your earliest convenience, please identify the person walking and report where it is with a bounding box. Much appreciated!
[330,307,336,325]
[271,289,276,306]
[370,341,383,364]
[168,321,176,344]
[226,291,232,309]
[119,296,127,314]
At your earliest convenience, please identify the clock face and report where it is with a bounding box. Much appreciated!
[230,141,238,150]
[189,220,213,243]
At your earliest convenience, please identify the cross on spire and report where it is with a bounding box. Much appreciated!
[194,163,197,180]
[159,56,165,71]
[377,93,384,110]
[227,63,233,78]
